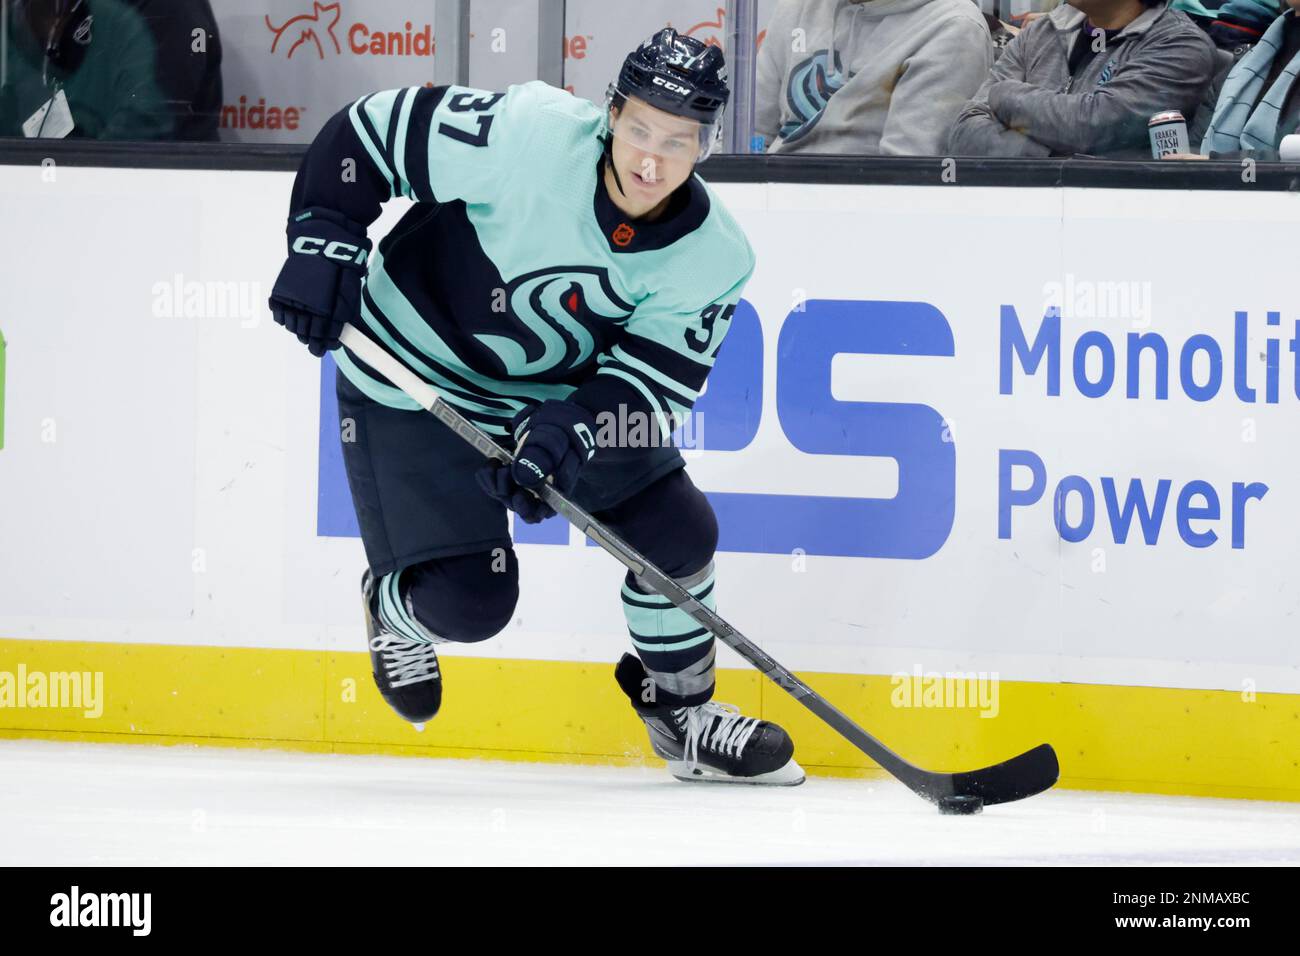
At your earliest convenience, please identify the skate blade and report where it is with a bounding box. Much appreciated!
[666,758,806,787]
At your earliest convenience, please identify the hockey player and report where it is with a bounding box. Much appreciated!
[268,29,803,785]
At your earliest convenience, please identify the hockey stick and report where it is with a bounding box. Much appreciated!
[337,323,1059,807]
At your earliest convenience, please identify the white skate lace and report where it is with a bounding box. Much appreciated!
[369,634,440,689]
[677,702,761,772]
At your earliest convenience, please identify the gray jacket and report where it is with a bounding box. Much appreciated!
[756,0,993,156]
[947,1,1217,158]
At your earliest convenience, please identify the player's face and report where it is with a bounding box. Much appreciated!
[607,97,702,218]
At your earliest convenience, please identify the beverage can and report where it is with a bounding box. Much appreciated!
[1149,111,1189,158]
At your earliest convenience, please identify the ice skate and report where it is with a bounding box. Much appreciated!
[362,570,443,725]
[615,654,805,785]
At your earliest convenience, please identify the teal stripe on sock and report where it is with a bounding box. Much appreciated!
[629,626,710,644]
[621,570,716,654]
[377,570,431,645]
[628,630,715,653]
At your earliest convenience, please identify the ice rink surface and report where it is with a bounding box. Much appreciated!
[2,739,1297,866]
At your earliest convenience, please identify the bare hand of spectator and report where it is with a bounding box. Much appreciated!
[1010,11,1047,28]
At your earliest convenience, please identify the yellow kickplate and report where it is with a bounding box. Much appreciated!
[1,638,1297,801]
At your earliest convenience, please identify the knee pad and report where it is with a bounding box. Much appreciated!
[606,468,718,579]
[403,549,519,644]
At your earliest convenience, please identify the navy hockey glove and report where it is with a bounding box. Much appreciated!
[476,400,599,524]
[268,207,371,357]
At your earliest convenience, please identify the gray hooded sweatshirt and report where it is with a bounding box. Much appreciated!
[756,0,993,155]
[947,1,1217,157]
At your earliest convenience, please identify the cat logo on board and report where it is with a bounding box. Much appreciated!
[611,223,636,247]
[266,2,343,60]
[266,2,434,59]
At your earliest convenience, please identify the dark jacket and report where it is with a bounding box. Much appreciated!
[0,0,170,140]
[120,0,223,141]
[948,1,1218,158]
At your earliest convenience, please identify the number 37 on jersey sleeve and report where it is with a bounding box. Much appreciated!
[592,278,746,440]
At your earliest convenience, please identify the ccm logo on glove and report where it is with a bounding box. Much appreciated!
[268,206,372,358]
[290,236,369,266]
[476,400,600,524]
[515,457,547,482]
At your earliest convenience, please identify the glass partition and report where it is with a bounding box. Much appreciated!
[1,0,1297,165]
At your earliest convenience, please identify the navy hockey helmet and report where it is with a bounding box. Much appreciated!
[603,28,730,162]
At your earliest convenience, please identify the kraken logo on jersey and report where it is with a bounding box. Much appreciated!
[474,267,635,378]
[780,50,851,145]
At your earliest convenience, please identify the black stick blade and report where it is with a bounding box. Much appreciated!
[917,743,1060,807]
[954,743,1059,805]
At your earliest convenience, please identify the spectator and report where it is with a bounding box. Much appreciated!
[0,0,168,140]
[1171,0,1226,26]
[947,0,1217,157]
[120,0,222,141]
[1172,0,1282,50]
[755,0,993,156]
[1178,0,1300,156]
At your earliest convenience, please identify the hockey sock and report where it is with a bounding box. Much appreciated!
[620,561,717,705]
[374,568,442,645]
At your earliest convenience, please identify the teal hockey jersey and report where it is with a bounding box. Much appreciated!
[287,80,756,440]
